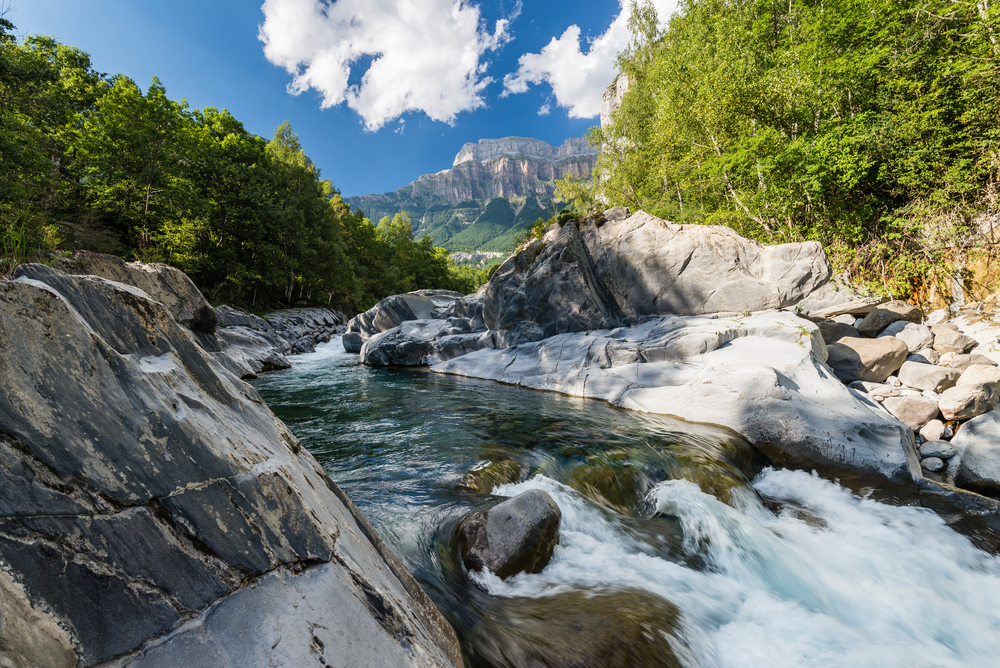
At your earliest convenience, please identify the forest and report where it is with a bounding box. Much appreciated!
[0,18,481,312]
[591,0,1000,299]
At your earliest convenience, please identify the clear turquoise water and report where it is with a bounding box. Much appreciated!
[254,338,1000,668]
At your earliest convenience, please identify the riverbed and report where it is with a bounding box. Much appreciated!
[253,337,1000,668]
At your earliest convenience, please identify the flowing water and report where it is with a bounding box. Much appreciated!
[253,338,1000,668]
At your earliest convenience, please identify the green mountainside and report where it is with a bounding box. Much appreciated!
[347,137,596,252]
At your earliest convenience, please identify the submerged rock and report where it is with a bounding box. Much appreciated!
[470,588,685,668]
[458,489,561,580]
[463,459,522,493]
[0,265,461,668]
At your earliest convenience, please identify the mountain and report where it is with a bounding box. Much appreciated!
[346,137,598,252]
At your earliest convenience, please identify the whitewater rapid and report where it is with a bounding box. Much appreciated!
[480,470,1000,668]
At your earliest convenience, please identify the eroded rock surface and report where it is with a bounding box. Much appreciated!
[345,290,464,353]
[0,265,461,668]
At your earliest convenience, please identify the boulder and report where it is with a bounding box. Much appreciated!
[826,336,909,383]
[0,265,461,668]
[907,348,940,365]
[881,395,940,430]
[470,589,685,668]
[857,300,923,337]
[53,250,216,332]
[933,327,978,354]
[346,290,465,352]
[463,460,522,493]
[816,319,859,343]
[434,312,921,483]
[919,419,951,442]
[939,352,997,371]
[579,211,831,317]
[925,309,950,325]
[921,457,946,472]
[483,222,624,338]
[939,382,1000,420]
[919,440,958,459]
[878,321,933,353]
[360,319,497,366]
[458,489,561,580]
[805,296,890,319]
[953,408,1000,496]
[957,364,1000,386]
[896,361,961,393]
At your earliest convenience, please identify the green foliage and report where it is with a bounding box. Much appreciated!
[0,21,474,312]
[591,0,1000,296]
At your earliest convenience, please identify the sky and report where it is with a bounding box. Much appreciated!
[8,0,676,198]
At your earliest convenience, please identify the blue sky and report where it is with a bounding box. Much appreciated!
[9,0,675,198]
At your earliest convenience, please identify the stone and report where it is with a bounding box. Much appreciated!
[921,457,946,472]
[52,250,215,331]
[957,364,1000,387]
[832,313,858,325]
[346,290,465,351]
[953,408,1000,496]
[939,352,997,371]
[434,311,921,483]
[808,297,890,319]
[580,211,831,317]
[939,382,1000,420]
[881,396,940,430]
[907,348,940,365]
[469,588,685,668]
[886,375,903,387]
[857,300,923,337]
[925,309,950,325]
[458,489,561,580]
[483,222,625,338]
[920,418,947,441]
[825,336,909,383]
[922,390,941,401]
[933,327,978,354]
[878,321,933,353]
[919,440,958,459]
[360,319,498,366]
[896,361,961,393]
[848,381,901,399]
[463,460,522,493]
[343,330,364,353]
[817,319,859,343]
[0,265,462,667]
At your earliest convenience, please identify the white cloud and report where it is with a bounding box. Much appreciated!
[537,102,551,116]
[502,0,677,119]
[259,0,521,131]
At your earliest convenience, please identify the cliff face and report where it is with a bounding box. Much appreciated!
[347,137,598,251]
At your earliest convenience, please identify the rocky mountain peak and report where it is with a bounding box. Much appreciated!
[452,136,597,167]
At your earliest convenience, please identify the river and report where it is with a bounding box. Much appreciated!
[253,337,1000,668]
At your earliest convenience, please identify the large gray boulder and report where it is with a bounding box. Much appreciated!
[878,321,933,353]
[360,318,497,366]
[345,290,464,353]
[953,407,1000,496]
[580,211,831,317]
[857,300,923,337]
[458,489,561,580]
[434,311,920,483]
[0,265,461,668]
[483,222,624,338]
[53,250,216,332]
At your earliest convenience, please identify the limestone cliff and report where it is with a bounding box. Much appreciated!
[346,137,598,251]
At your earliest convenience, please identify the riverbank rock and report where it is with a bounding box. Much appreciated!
[939,382,1000,420]
[857,300,923,337]
[53,250,216,331]
[933,325,978,354]
[433,311,920,483]
[458,489,561,580]
[881,395,941,430]
[897,361,961,393]
[0,265,461,668]
[345,290,464,353]
[879,321,933,353]
[826,336,909,383]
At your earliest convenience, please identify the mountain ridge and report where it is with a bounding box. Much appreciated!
[347,136,597,251]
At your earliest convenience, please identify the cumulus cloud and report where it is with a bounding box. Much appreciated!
[502,0,677,119]
[259,0,521,131]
